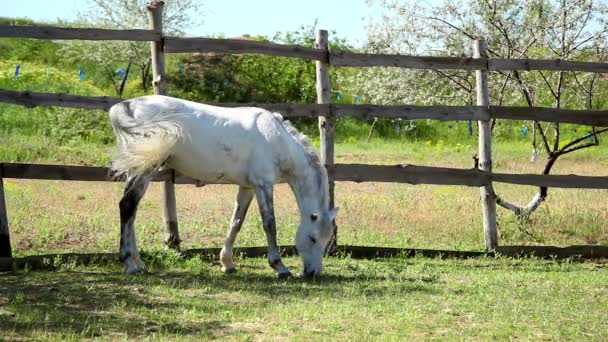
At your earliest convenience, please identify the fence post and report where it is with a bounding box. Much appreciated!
[148,0,180,250]
[473,39,498,251]
[315,30,337,252]
[0,171,11,258]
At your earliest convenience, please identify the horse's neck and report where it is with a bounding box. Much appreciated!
[288,158,328,217]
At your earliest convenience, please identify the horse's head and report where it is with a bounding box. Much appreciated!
[295,207,339,278]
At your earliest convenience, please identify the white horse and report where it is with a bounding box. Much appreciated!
[109,95,337,278]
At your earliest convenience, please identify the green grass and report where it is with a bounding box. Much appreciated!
[3,59,608,340]
[1,255,607,341]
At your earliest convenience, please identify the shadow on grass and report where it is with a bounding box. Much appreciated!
[0,263,438,338]
[0,271,230,338]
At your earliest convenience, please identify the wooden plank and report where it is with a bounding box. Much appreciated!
[165,37,327,61]
[4,163,608,190]
[3,88,608,126]
[0,89,120,110]
[0,177,11,258]
[216,102,329,117]
[181,245,297,259]
[490,58,608,73]
[0,24,160,41]
[474,39,498,251]
[330,49,487,69]
[493,172,608,189]
[333,104,489,121]
[0,163,199,184]
[316,30,337,252]
[331,164,490,187]
[490,106,608,126]
[496,245,608,258]
[2,163,113,181]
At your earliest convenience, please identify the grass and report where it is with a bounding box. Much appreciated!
[2,138,608,340]
[4,139,608,256]
[3,42,608,340]
[1,255,607,340]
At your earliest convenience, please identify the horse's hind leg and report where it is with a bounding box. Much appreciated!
[220,186,254,273]
[119,176,151,274]
[254,184,292,278]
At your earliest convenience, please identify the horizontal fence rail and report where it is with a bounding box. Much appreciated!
[4,162,608,189]
[4,25,608,73]
[3,89,608,126]
[0,24,159,41]
[330,50,487,70]
[333,104,489,121]
[491,106,608,127]
[164,37,327,61]
[489,58,608,73]
[0,89,121,110]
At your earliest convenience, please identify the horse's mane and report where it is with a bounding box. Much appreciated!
[273,113,324,170]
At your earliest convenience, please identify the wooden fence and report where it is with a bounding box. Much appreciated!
[2,0,608,265]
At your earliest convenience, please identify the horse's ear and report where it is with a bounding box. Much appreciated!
[328,207,339,221]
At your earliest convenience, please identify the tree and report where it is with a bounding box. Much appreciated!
[60,0,204,96]
[341,0,608,218]
[171,23,351,128]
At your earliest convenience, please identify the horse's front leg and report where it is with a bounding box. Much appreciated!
[119,176,150,274]
[220,186,254,273]
[254,184,292,278]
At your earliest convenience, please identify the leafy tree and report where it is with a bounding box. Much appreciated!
[341,0,608,218]
[171,24,351,127]
[60,0,204,96]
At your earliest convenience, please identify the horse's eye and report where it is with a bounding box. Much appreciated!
[310,213,318,222]
[309,236,317,244]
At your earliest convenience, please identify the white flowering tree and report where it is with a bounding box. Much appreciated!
[339,0,608,218]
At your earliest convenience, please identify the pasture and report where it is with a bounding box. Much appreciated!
[2,142,608,340]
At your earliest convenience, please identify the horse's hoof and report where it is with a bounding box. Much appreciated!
[221,265,237,274]
[124,257,147,274]
[277,271,293,279]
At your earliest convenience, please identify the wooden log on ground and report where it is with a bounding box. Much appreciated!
[333,104,489,121]
[336,245,490,258]
[331,164,490,187]
[164,37,327,61]
[3,244,607,271]
[0,89,120,110]
[0,24,159,41]
[496,245,608,258]
[330,49,487,69]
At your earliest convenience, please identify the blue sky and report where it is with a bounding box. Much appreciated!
[3,0,381,45]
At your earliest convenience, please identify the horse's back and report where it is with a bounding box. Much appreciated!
[121,95,295,186]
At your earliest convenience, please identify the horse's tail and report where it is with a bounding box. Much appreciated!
[109,101,185,181]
